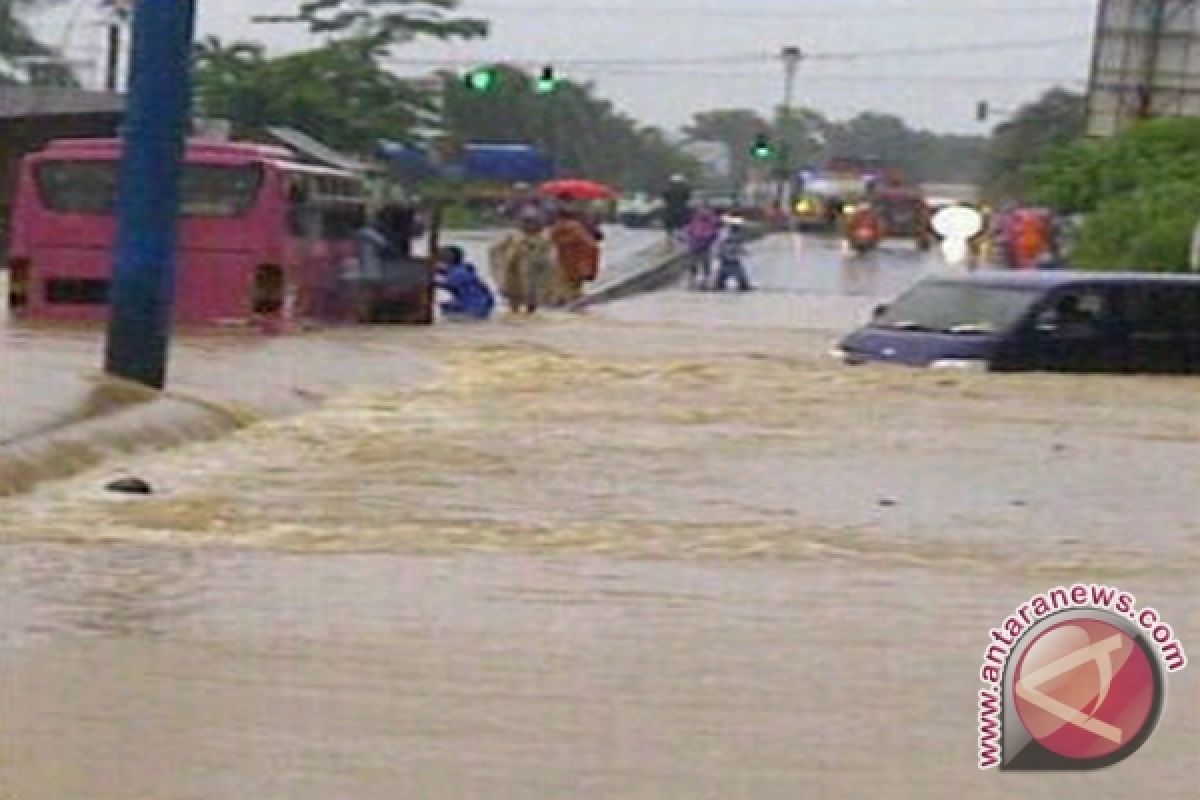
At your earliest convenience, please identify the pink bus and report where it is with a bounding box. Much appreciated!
[6,138,368,327]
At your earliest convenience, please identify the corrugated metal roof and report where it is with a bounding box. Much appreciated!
[0,87,124,120]
[264,126,375,174]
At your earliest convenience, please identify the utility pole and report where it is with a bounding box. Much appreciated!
[777,46,804,224]
[104,22,120,91]
[104,0,198,389]
[102,0,132,92]
[1139,0,1170,117]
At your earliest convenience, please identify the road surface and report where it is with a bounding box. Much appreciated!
[1,232,1196,800]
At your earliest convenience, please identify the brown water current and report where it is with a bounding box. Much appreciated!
[1,236,1198,798]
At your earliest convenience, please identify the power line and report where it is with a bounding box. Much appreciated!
[579,70,1089,85]
[387,36,1091,70]
[820,37,1091,60]
[466,1,1093,18]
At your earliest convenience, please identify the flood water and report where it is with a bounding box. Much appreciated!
[1,233,1197,798]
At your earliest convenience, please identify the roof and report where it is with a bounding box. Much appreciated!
[0,87,123,120]
[926,270,1200,288]
[30,137,363,179]
[263,126,374,174]
[37,137,297,163]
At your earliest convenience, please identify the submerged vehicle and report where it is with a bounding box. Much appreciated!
[7,138,436,328]
[871,188,933,251]
[833,271,1200,374]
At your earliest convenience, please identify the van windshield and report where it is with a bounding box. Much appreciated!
[873,282,1041,334]
[35,160,264,217]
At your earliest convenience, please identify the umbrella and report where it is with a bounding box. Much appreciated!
[539,179,618,201]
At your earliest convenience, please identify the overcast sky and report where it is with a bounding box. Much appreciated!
[39,0,1098,134]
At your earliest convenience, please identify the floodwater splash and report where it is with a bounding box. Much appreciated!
[4,337,1196,579]
[0,376,256,498]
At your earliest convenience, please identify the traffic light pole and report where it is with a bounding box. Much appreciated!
[104,0,198,389]
[777,47,803,228]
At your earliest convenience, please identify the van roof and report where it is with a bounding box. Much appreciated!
[926,270,1200,289]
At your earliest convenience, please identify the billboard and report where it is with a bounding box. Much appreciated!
[1087,0,1200,137]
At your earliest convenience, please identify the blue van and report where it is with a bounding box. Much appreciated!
[834,271,1200,374]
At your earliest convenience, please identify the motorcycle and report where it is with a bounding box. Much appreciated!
[843,205,884,255]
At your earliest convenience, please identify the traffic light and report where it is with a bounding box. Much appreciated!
[464,66,498,93]
[536,65,559,94]
[976,101,989,122]
[751,133,774,161]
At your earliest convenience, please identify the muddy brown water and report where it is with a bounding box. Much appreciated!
[1,235,1197,798]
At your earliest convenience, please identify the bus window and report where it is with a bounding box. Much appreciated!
[323,202,367,240]
[35,161,264,217]
[178,164,264,216]
[35,161,118,214]
[285,172,365,240]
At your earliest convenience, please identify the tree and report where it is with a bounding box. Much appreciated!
[197,1,487,154]
[1024,116,1200,271]
[982,88,1086,199]
[194,37,434,153]
[0,0,75,85]
[817,112,985,184]
[685,106,986,189]
[773,106,829,171]
[684,109,771,191]
[288,0,487,49]
[442,65,701,191]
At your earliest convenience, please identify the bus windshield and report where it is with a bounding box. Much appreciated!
[35,160,264,217]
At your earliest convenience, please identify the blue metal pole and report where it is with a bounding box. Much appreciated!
[104,0,197,389]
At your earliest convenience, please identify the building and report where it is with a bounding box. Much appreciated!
[1,88,124,251]
[1086,0,1200,136]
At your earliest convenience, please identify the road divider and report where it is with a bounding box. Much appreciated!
[0,378,256,498]
[571,226,770,311]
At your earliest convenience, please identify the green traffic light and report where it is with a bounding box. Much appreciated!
[751,134,774,160]
[466,68,497,92]
[536,66,558,94]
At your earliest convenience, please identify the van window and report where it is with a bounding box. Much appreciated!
[1123,286,1200,333]
[1034,288,1115,336]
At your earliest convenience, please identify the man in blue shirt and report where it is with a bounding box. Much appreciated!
[436,246,496,320]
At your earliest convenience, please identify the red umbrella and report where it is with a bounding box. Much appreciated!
[539,179,619,201]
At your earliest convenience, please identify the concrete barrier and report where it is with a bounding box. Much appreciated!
[0,390,252,497]
[570,227,770,311]
[569,245,690,311]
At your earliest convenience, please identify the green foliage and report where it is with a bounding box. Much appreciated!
[0,0,76,85]
[684,109,771,189]
[291,0,487,49]
[1069,180,1200,272]
[1028,117,1200,213]
[823,111,985,183]
[1026,117,1200,271]
[686,106,985,186]
[194,37,435,153]
[982,88,1086,200]
[442,65,701,192]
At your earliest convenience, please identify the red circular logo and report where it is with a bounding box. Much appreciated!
[1013,618,1158,761]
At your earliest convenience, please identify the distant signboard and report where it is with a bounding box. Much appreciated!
[681,141,732,180]
[1087,0,1200,137]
